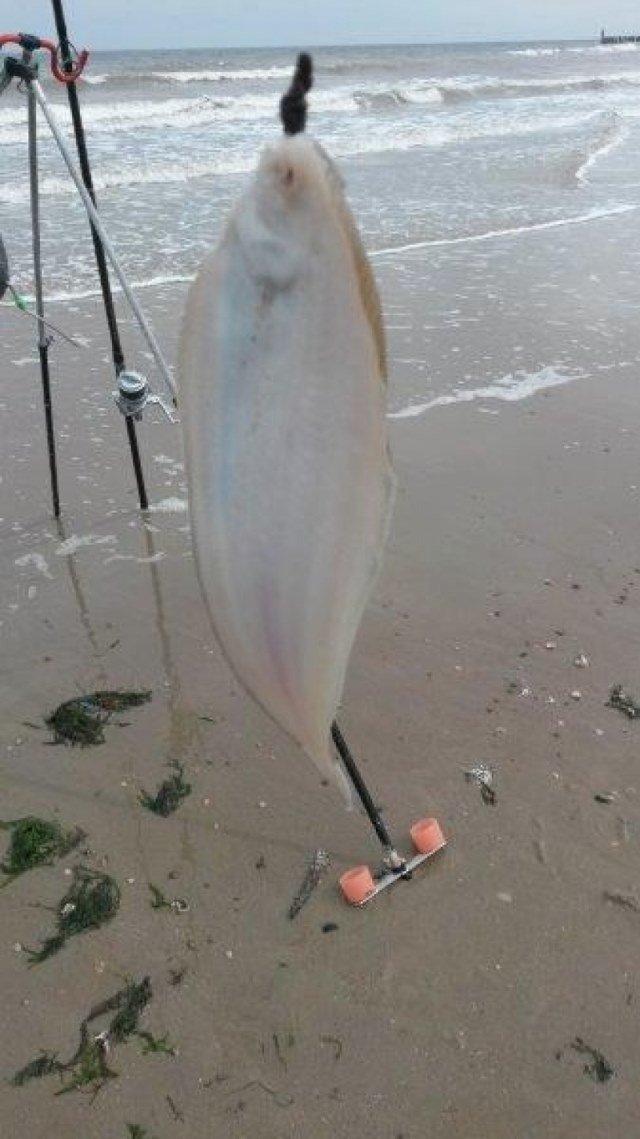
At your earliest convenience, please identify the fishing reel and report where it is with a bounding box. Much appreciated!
[113,370,177,424]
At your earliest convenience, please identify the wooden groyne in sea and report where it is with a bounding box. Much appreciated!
[600,29,640,44]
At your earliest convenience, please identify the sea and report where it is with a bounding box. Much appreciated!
[3,39,640,414]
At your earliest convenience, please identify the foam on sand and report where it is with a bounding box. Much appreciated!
[389,366,587,420]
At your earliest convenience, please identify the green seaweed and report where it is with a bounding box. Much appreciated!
[25,865,120,964]
[109,977,153,1044]
[136,1030,176,1056]
[12,977,155,1098]
[46,690,151,747]
[139,762,191,817]
[571,1037,615,1083]
[0,816,84,884]
[10,1051,60,1087]
[148,883,172,910]
[607,684,640,720]
[56,1038,117,1097]
[127,1127,153,1139]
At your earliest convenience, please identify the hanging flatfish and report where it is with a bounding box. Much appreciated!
[178,134,395,789]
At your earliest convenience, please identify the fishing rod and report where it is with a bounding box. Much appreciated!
[0,26,176,516]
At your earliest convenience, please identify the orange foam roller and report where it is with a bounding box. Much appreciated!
[339,865,375,905]
[410,817,445,855]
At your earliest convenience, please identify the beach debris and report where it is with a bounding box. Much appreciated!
[227,1080,294,1109]
[46,690,151,747]
[149,883,190,914]
[12,977,154,1096]
[570,690,582,701]
[594,792,617,805]
[603,890,640,913]
[320,1034,343,1061]
[136,1030,176,1056]
[139,761,192,817]
[25,865,120,964]
[149,883,171,910]
[127,1127,155,1139]
[11,1051,60,1087]
[607,684,640,720]
[464,764,496,806]
[570,1037,615,1083]
[166,1094,184,1122]
[573,654,590,669]
[0,816,84,885]
[322,921,339,933]
[287,849,330,919]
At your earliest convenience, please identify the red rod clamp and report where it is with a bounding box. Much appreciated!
[0,32,89,83]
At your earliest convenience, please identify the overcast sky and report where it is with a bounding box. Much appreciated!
[1,1,639,50]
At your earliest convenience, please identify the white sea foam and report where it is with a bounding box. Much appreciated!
[370,204,638,258]
[22,273,195,305]
[389,367,587,420]
[55,533,116,555]
[103,551,166,564]
[508,47,562,57]
[15,552,53,579]
[575,117,628,181]
[147,497,188,513]
[151,66,291,82]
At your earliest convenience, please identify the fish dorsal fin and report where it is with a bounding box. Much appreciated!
[312,142,387,382]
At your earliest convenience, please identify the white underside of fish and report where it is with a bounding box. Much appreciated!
[179,134,395,789]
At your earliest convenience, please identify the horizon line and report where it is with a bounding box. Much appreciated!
[87,35,603,53]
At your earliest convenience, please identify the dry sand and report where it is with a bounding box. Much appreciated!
[2,285,640,1138]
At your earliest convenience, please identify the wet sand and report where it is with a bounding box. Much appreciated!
[2,285,640,1138]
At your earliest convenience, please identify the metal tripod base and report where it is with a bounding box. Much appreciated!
[355,841,447,907]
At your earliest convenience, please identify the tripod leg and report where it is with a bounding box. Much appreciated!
[27,82,60,518]
[331,722,406,870]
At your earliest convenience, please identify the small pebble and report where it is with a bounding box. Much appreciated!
[322,922,339,933]
[570,691,582,701]
[545,641,557,651]
[497,892,513,904]
[573,654,590,669]
[225,949,233,959]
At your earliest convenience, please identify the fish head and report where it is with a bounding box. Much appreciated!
[233,136,339,288]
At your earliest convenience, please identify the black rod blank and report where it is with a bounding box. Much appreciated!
[50,0,148,511]
[331,721,396,851]
[27,83,60,517]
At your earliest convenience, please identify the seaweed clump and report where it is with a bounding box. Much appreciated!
[12,977,154,1097]
[46,690,152,747]
[607,684,640,720]
[26,865,120,964]
[139,762,191,817]
[571,1037,615,1083]
[11,1051,60,1087]
[0,816,84,885]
